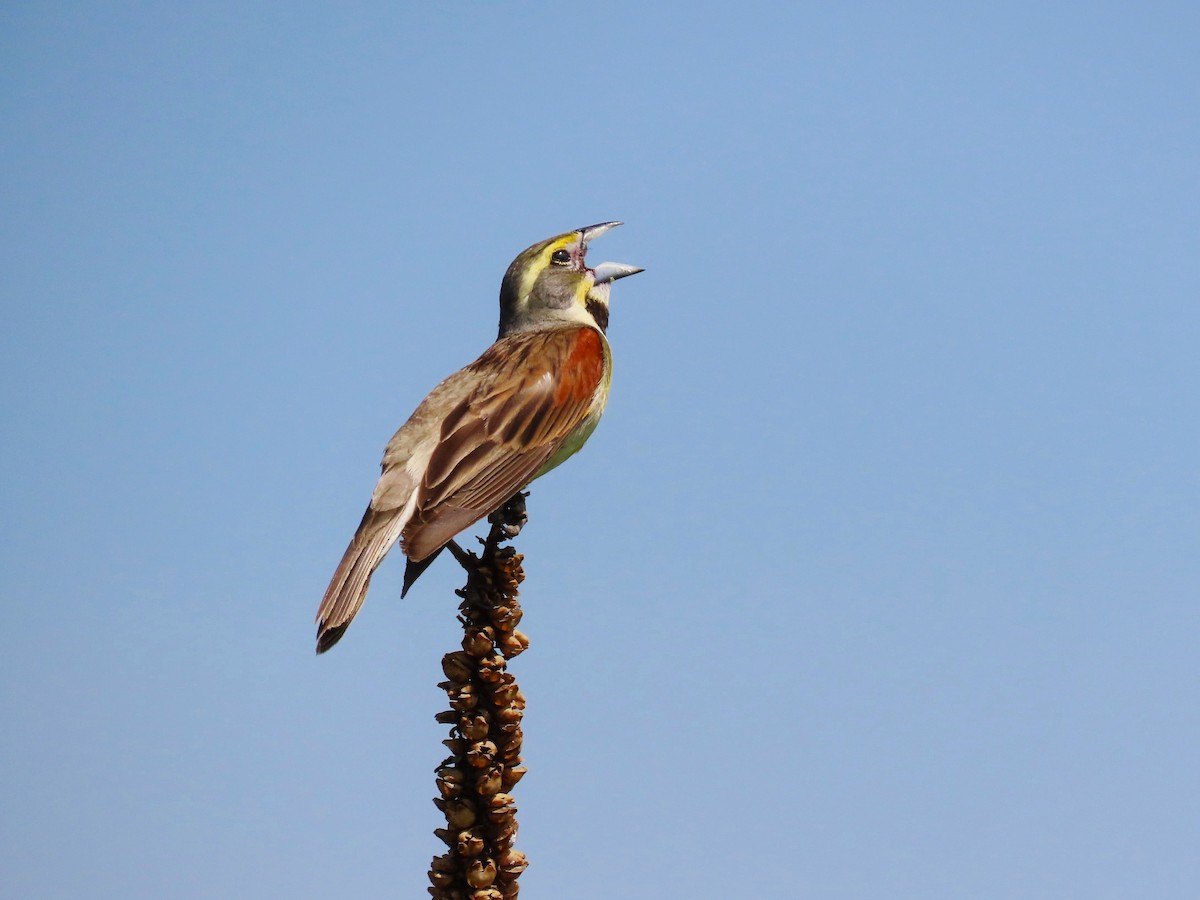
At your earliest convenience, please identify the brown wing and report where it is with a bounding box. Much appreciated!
[401,326,606,561]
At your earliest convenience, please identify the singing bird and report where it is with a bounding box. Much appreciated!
[315,222,642,653]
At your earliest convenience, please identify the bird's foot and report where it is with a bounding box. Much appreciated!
[486,491,529,547]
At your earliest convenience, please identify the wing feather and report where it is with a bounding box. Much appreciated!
[315,324,606,651]
[401,326,605,561]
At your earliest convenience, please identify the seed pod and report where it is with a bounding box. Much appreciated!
[489,817,518,846]
[490,682,519,706]
[462,628,494,658]
[429,869,455,889]
[435,782,460,801]
[486,808,514,829]
[456,828,485,857]
[497,848,528,879]
[448,683,479,711]
[474,766,503,796]
[500,731,523,761]
[498,631,530,658]
[465,858,497,889]
[441,651,475,683]
[436,767,465,799]
[485,801,515,827]
[477,654,506,684]
[460,713,490,742]
[442,798,477,829]
[500,765,527,791]
[466,740,497,768]
[495,706,522,732]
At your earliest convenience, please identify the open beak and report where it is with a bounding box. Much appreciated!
[579,221,623,242]
[578,222,643,283]
[592,261,644,284]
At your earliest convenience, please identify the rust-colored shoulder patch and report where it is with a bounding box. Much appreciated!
[554,327,605,407]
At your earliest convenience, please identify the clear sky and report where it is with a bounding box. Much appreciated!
[2,3,1198,898]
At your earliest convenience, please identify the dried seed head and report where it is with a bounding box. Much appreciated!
[433,511,528,900]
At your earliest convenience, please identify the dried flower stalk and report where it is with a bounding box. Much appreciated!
[429,492,531,900]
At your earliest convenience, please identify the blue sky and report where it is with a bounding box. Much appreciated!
[2,3,1198,898]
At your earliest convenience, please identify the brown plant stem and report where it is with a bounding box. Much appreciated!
[428,492,531,900]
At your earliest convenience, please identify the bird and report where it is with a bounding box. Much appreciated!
[315,222,642,653]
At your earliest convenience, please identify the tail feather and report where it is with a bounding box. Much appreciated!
[401,545,445,598]
[315,507,404,653]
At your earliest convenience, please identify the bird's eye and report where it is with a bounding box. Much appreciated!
[551,249,571,265]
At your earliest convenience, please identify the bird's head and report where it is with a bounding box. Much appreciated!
[498,222,642,337]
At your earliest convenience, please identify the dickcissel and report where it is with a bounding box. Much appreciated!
[315,222,641,653]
